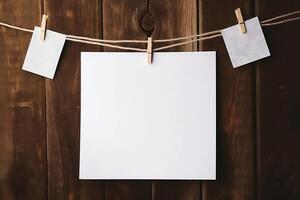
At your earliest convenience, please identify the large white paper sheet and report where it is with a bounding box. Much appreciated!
[80,52,216,180]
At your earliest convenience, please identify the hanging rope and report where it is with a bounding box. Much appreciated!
[0,10,299,51]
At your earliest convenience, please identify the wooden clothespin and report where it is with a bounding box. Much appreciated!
[235,8,247,33]
[147,37,153,64]
[40,14,48,41]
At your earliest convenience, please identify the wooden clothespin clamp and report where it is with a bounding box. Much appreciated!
[235,8,247,33]
[40,14,48,41]
[147,37,153,64]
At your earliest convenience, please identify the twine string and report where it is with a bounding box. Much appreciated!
[0,10,299,51]
[261,16,300,27]
[260,10,300,23]
[0,22,33,33]
[154,34,222,51]
[66,38,147,52]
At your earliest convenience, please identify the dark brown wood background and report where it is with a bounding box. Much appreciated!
[0,0,299,199]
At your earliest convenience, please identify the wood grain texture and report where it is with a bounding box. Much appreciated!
[0,0,300,199]
[105,181,152,200]
[0,0,47,199]
[149,0,201,199]
[255,1,300,199]
[153,181,201,200]
[103,0,147,51]
[150,0,198,51]
[199,1,256,199]
[44,0,105,199]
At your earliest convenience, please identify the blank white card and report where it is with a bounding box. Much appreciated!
[22,26,66,79]
[80,52,216,180]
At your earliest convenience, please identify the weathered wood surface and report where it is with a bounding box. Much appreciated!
[200,1,256,200]
[0,0,47,200]
[0,0,299,199]
[256,0,300,199]
[44,0,105,199]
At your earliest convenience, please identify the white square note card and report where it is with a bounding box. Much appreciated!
[221,17,270,68]
[22,26,66,79]
[80,52,216,180]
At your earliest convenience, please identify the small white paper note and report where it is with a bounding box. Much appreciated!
[221,17,270,68]
[22,26,66,79]
[80,52,216,180]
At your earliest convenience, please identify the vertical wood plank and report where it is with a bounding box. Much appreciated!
[105,181,152,200]
[0,0,47,199]
[102,0,147,51]
[153,181,201,200]
[102,0,152,199]
[149,0,201,200]
[199,1,256,199]
[255,1,300,199]
[44,0,105,199]
[150,0,198,51]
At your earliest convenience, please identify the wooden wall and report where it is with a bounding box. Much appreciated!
[0,0,299,199]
